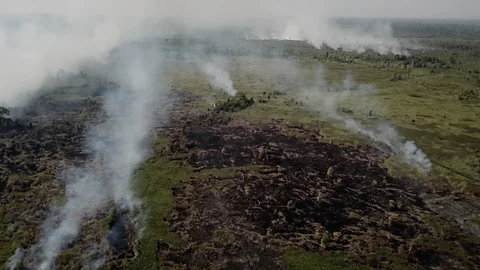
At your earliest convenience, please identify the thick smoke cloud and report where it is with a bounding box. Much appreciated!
[0,0,432,108]
[9,41,166,269]
[5,0,480,19]
[0,16,131,106]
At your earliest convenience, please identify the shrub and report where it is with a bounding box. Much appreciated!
[458,89,478,101]
[214,92,255,112]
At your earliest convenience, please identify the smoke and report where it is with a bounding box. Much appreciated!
[35,169,109,269]
[2,0,437,267]
[345,119,432,173]
[201,57,237,96]
[6,248,24,270]
[300,67,374,117]
[12,41,165,268]
[0,15,132,106]
[246,18,411,55]
[300,65,431,173]
[0,2,418,108]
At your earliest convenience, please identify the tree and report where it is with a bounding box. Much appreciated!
[0,106,9,117]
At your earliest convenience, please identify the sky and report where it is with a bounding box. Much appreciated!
[2,0,480,20]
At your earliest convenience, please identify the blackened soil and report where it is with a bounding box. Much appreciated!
[158,110,480,270]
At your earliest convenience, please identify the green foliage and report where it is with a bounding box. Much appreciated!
[366,249,412,270]
[390,73,407,82]
[458,89,479,101]
[468,215,480,226]
[214,92,255,112]
[391,20,480,39]
[389,200,397,211]
[423,216,458,240]
[320,232,330,249]
[3,20,480,269]
[121,138,189,269]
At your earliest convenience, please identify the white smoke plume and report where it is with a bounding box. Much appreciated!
[0,15,131,106]
[279,19,410,55]
[345,119,432,173]
[15,42,164,269]
[244,18,412,55]
[300,67,374,117]
[0,1,422,107]
[35,169,109,269]
[201,58,237,96]
[6,247,24,270]
[300,65,431,173]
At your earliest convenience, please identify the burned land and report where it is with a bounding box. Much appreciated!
[141,95,480,270]
[2,19,480,270]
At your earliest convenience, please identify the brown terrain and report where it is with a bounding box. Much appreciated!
[153,95,480,269]
[1,90,480,269]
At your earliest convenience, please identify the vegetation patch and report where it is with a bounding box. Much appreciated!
[458,89,479,101]
[214,92,255,112]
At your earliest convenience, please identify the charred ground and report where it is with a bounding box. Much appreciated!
[2,19,480,270]
[134,95,479,270]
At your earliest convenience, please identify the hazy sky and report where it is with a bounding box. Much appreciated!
[2,0,480,20]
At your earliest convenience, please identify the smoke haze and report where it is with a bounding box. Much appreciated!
[6,248,24,270]
[9,41,167,269]
[0,16,130,106]
[3,0,468,106]
[4,0,480,19]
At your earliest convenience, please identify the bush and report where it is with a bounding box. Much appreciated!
[214,93,255,112]
[390,73,407,82]
[320,232,330,249]
[458,89,479,101]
